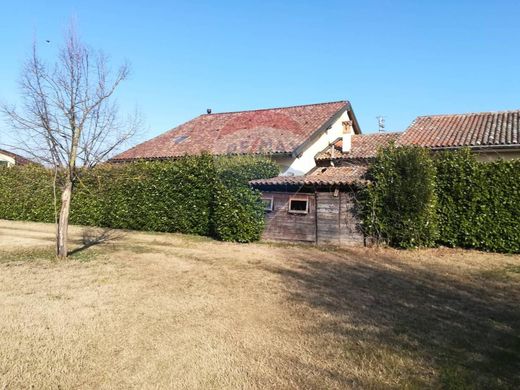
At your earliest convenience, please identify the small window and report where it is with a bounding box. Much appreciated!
[0,161,8,167]
[172,134,189,144]
[289,197,309,214]
[262,197,274,212]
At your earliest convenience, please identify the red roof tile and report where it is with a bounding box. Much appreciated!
[399,110,520,149]
[250,165,368,187]
[315,132,401,161]
[112,101,358,161]
[0,149,33,165]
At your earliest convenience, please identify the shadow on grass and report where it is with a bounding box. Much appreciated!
[265,249,520,388]
[69,228,124,256]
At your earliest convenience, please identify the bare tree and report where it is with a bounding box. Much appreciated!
[2,25,138,258]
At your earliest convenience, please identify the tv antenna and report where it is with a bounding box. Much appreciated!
[376,116,386,132]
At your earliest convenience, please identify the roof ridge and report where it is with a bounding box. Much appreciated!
[353,131,402,137]
[416,108,520,119]
[204,100,349,116]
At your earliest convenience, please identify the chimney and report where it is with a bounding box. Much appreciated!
[342,120,353,153]
[207,108,212,114]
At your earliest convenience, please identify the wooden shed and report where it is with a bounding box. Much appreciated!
[250,165,367,246]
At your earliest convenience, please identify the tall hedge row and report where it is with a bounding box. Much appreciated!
[435,149,520,253]
[211,156,279,242]
[363,147,520,253]
[0,164,56,222]
[362,146,438,248]
[0,155,279,242]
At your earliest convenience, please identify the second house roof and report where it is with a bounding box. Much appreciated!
[399,110,520,149]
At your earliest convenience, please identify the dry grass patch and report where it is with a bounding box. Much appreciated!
[0,220,519,389]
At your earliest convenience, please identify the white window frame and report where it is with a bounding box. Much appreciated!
[288,196,309,214]
[262,196,274,212]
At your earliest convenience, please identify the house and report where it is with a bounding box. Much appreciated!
[250,132,399,244]
[398,109,520,161]
[113,102,520,247]
[111,101,362,176]
[0,149,32,167]
[252,108,520,245]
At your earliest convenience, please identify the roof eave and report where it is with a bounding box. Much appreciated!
[108,151,293,163]
[429,144,520,152]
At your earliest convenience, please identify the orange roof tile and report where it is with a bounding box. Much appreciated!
[315,132,401,161]
[399,110,520,149]
[112,101,360,161]
[250,165,368,187]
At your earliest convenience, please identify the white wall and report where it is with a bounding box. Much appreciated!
[273,110,351,176]
[0,152,15,167]
[474,149,520,162]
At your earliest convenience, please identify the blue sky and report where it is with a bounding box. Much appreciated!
[1,0,519,147]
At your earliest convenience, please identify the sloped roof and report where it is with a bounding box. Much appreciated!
[315,132,401,161]
[0,149,33,165]
[112,101,361,161]
[399,110,520,149]
[250,165,368,187]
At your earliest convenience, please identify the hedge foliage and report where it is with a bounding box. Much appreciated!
[0,164,56,222]
[363,146,520,253]
[435,149,520,253]
[0,155,279,242]
[211,156,279,242]
[362,145,438,248]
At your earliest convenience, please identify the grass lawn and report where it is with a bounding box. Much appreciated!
[0,220,519,389]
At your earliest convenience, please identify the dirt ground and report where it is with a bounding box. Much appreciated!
[0,219,519,389]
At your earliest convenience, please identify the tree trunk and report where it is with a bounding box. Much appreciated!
[57,180,73,259]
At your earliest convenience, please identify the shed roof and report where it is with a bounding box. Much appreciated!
[250,165,368,187]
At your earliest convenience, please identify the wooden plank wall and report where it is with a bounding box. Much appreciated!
[338,192,364,245]
[316,191,364,245]
[262,192,316,243]
[261,190,364,246]
[316,192,340,244]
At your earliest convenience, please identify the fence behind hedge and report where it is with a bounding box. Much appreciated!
[0,155,279,242]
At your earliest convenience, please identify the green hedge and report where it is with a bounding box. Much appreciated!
[435,149,520,253]
[363,147,520,253]
[362,146,438,248]
[0,164,56,222]
[211,156,279,242]
[0,155,279,242]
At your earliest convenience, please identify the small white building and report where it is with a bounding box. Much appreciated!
[0,149,32,167]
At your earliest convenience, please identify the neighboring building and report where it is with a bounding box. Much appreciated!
[111,101,362,176]
[0,149,32,167]
[399,109,520,161]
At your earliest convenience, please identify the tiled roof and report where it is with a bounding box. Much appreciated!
[112,101,360,161]
[399,110,520,149]
[315,132,401,161]
[250,165,368,187]
[0,149,32,165]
